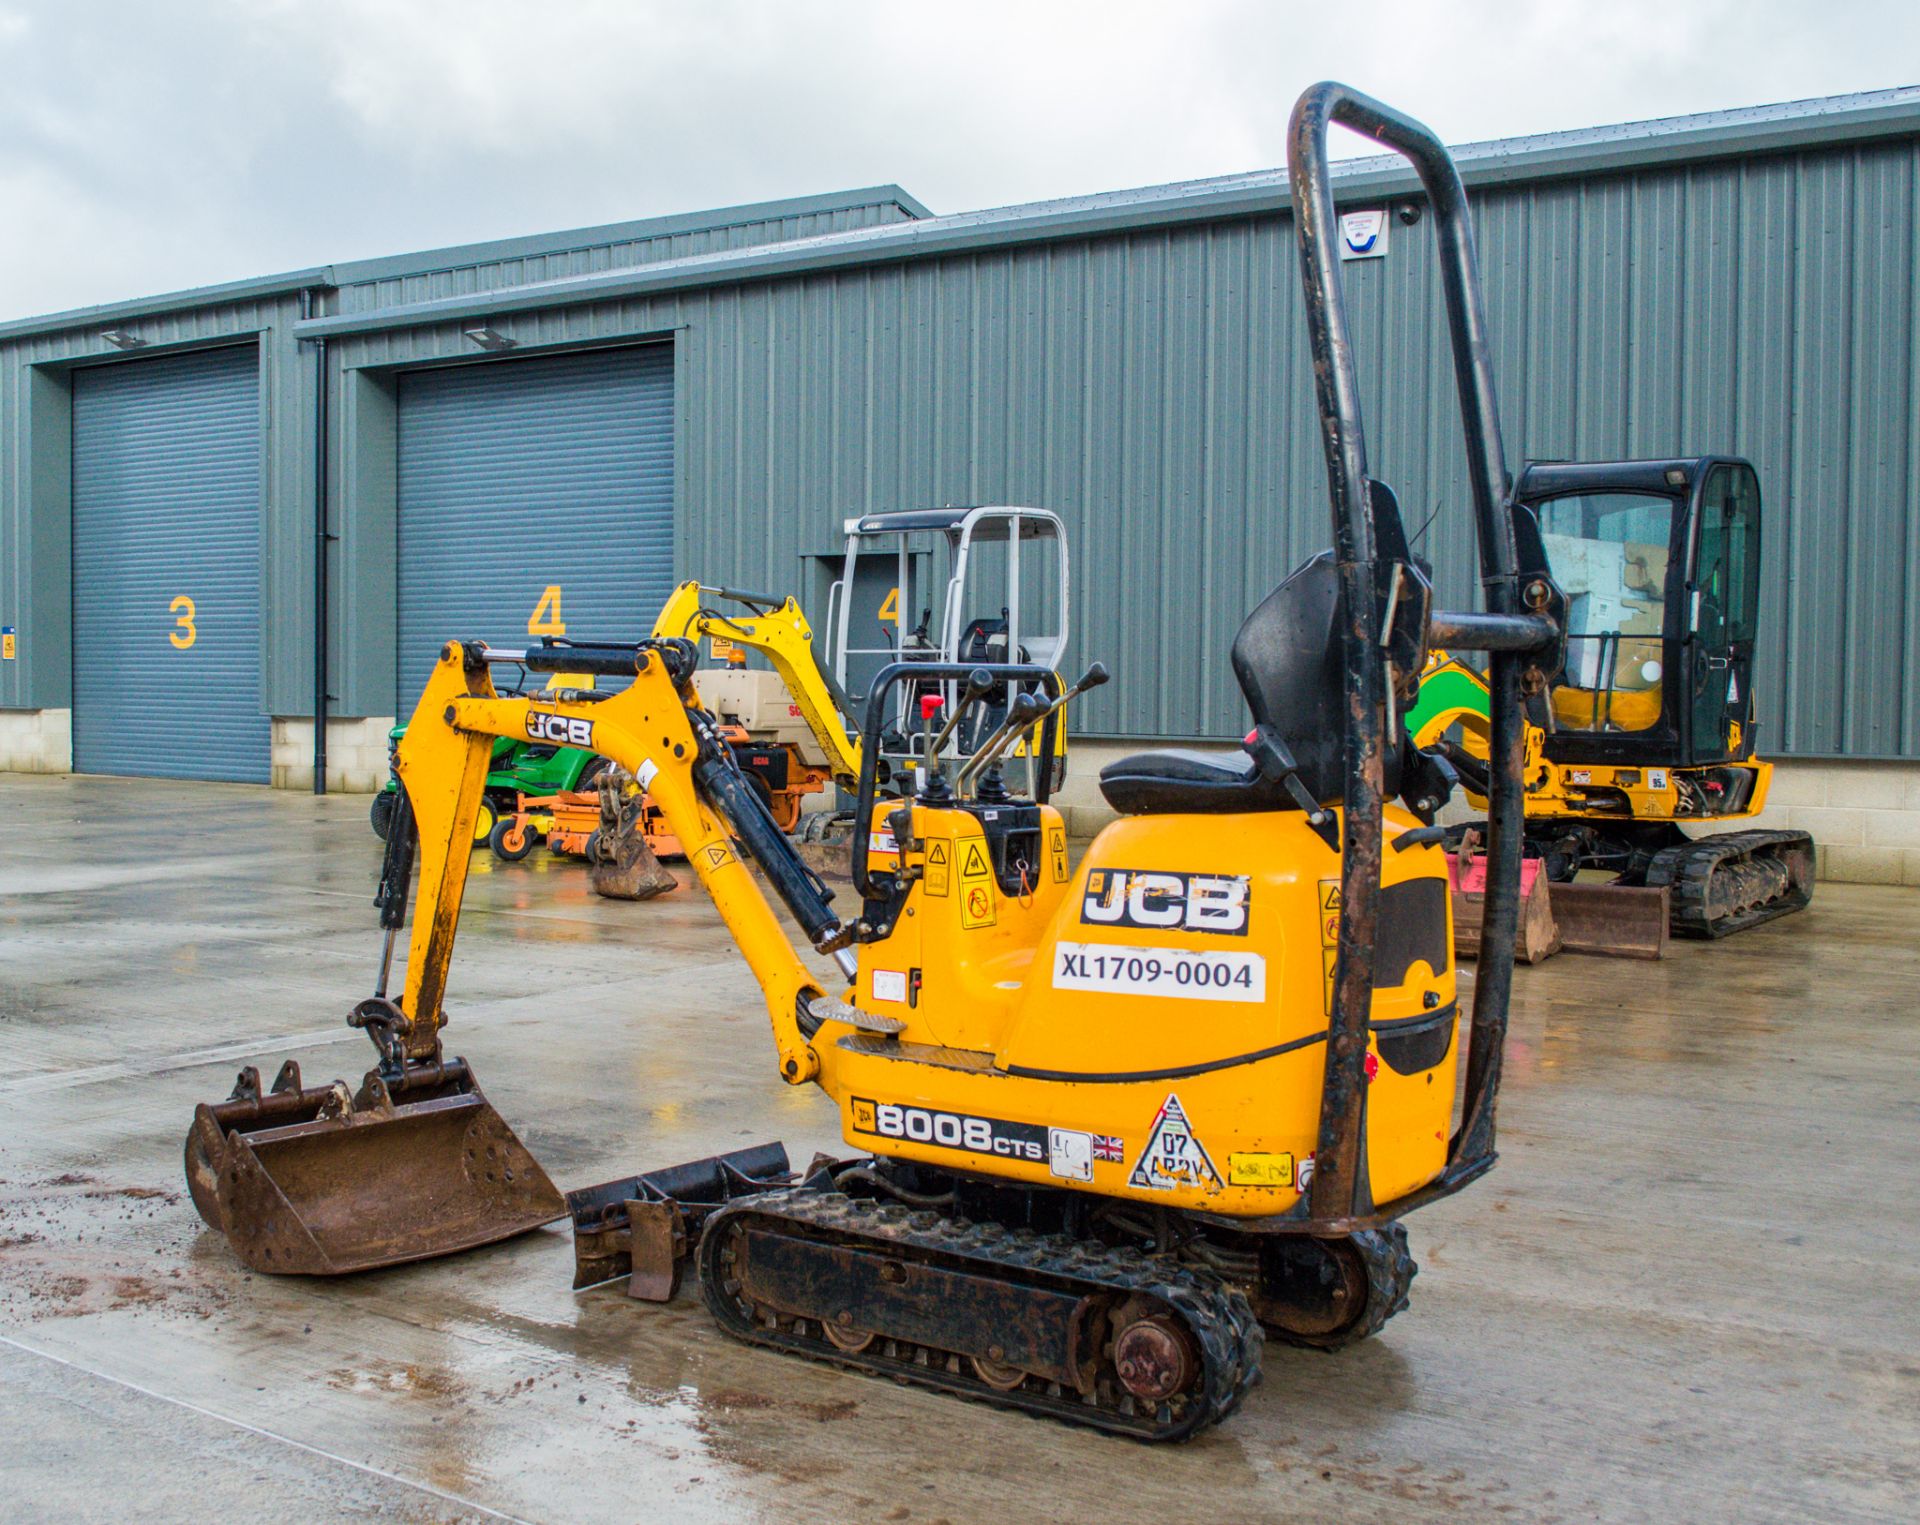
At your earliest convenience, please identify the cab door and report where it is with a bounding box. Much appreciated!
[1685,463,1762,763]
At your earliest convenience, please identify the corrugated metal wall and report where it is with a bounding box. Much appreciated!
[0,192,916,721]
[7,141,1917,759]
[349,141,1904,752]
[331,198,921,315]
[331,137,1920,756]
[70,343,270,781]
[0,294,309,715]
[393,344,675,706]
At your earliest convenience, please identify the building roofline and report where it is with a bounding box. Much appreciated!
[294,84,1920,343]
[0,266,337,344]
[0,186,929,343]
[324,184,931,285]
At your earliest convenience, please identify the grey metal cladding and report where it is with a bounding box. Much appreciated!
[394,343,675,710]
[6,95,1920,760]
[369,138,1918,755]
[70,343,269,781]
[329,191,923,317]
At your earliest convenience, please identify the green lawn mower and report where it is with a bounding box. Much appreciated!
[369,726,609,849]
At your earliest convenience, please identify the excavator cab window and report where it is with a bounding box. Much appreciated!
[1531,489,1683,740]
[1688,463,1762,763]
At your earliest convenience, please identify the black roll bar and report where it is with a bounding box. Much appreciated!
[851,661,1062,900]
[1288,82,1555,1224]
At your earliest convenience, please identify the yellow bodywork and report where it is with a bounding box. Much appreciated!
[395,642,1459,1221]
[649,581,861,782]
[1410,650,1774,825]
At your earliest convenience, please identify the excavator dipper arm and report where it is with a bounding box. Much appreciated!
[650,580,862,782]
[395,639,829,1084]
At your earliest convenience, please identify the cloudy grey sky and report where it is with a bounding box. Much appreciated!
[0,0,1912,321]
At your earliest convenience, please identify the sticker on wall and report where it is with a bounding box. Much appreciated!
[1339,209,1389,260]
[1,626,14,661]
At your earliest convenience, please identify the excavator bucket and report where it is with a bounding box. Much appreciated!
[588,767,678,900]
[184,1058,564,1275]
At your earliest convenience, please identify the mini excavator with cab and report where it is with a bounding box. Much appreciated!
[186,83,1563,1441]
[1408,456,1814,941]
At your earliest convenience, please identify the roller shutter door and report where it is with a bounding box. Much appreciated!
[395,344,675,708]
[71,344,268,782]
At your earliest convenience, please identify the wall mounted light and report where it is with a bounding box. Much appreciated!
[463,324,517,352]
[100,329,149,350]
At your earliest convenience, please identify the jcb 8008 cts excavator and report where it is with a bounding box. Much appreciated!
[1408,457,1815,940]
[186,83,1564,1441]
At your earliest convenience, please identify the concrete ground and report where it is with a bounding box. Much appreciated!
[1,773,1915,1525]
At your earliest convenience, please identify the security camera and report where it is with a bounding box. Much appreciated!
[1396,203,1423,226]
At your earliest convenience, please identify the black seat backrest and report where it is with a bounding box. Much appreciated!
[1230,551,1349,806]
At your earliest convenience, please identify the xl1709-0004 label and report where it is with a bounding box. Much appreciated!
[851,1098,1046,1162]
[1052,940,1266,1002]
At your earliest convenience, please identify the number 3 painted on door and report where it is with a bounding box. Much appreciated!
[528,584,565,637]
[169,595,197,649]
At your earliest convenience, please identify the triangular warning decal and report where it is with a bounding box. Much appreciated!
[961,842,990,879]
[927,841,948,865]
[1127,1093,1223,1193]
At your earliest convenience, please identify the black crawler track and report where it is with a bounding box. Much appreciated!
[1646,828,1815,938]
[1277,1223,1417,1351]
[697,1189,1264,1442]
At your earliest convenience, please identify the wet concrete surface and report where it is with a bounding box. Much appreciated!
[1,773,1915,1523]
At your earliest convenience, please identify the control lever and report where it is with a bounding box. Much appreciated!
[922,668,997,789]
[1021,661,1111,796]
[954,691,1048,798]
[957,661,1111,798]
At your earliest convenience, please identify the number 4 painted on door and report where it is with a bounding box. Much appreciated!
[528,585,565,637]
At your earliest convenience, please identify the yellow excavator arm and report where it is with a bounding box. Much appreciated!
[395,639,835,1084]
[648,581,861,782]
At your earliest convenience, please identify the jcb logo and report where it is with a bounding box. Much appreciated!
[1082,869,1250,937]
[527,711,593,747]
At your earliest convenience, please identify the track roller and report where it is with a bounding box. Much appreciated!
[696,1189,1262,1441]
[1646,828,1815,938]
[1250,1223,1417,1351]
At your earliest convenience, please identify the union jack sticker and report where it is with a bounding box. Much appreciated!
[1092,1135,1125,1163]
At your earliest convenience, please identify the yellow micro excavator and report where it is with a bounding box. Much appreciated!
[1406,457,1815,942]
[185,83,1563,1441]
[577,558,1071,892]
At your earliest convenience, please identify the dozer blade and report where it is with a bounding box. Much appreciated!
[185,1058,564,1275]
[1542,882,1669,960]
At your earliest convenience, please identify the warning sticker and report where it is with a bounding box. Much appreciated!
[698,843,736,873]
[709,636,739,663]
[960,841,992,881]
[923,840,950,897]
[961,882,997,930]
[1227,1151,1294,1188]
[1319,878,1341,1005]
[1127,1093,1223,1194]
[1048,825,1069,883]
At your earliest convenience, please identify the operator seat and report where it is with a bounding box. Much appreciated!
[1099,550,1408,815]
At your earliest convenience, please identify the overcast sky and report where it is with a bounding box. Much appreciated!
[0,0,1913,321]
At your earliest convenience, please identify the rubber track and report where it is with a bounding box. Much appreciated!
[1266,1222,1418,1352]
[697,1189,1264,1442]
[1645,828,1815,939]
